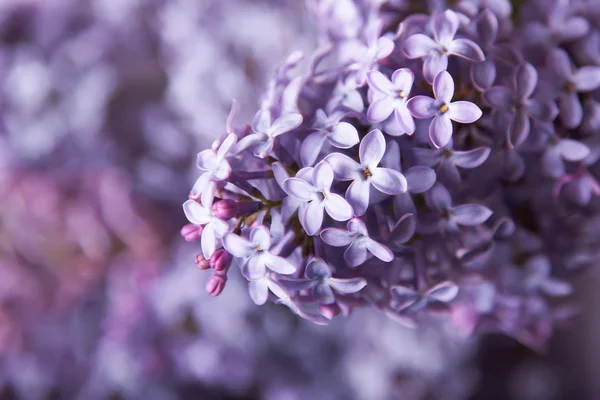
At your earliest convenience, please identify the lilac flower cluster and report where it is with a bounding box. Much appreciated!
[183,0,600,350]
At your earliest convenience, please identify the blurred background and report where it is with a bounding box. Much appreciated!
[0,0,598,399]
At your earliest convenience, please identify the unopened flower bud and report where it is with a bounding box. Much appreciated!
[319,303,341,320]
[206,272,227,296]
[212,199,240,219]
[181,224,203,242]
[209,249,232,271]
[195,254,210,270]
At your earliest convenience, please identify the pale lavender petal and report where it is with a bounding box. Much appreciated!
[359,129,386,167]
[249,278,269,305]
[222,233,254,258]
[246,253,266,279]
[200,181,216,209]
[190,172,210,198]
[540,279,573,297]
[559,17,589,42]
[302,200,325,235]
[426,183,452,211]
[367,97,395,122]
[450,204,493,225]
[272,162,290,187]
[403,34,438,58]
[404,166,436,193]
[391,285,418,304]
[211,159,231,181]
[252,109,271,133]
[391,68,415,92]
[282,178,318,201]
[573,66,600,92]
[389,213,416,245]
[527,99,558,122]
[394,104,416,134]
[278,277,318,291]
[347,218,369,236]
[183,200,211,225]
[423,53,449,83]
[328,277,367,294]
[475,9,498,47]
[471,60,496,91]
[313,282,336,304]
[429,114,453,148]
[196,149,218,171]
[541,148,565,178]
[376,36,395,59]
[558,92,583,129]
[269,113,303,137]
[367,70,395,94]
[263,253,296,274]
[313,161,334,190]
[325,193,354,221]
[325,153,361,180]
[508,110,530,148]
[451,147,491,168]
[250,226,271,250]
[370,168,408,194]
[301,131,327,167]
[346,179,370,216]
[449,38,485,62]
[328,122,359,149]
[433,70,455,104]
[433,10,459,46]
[548,48,573,81]
[555,139,590,161]
[281,196,301,222]
[483,86,515,110]
[320,227,355,247]
[426,281,459,302]
[253,137,275,158]
[515,63,538,99]
[344,240,369,267]
[225,99,239,134]
[411,147,443,167]
[201,223,217,259]
[306,258,332,278]
[365,238,394,262]
[233,133,263,154]
[407,95,436,119]
[448,101,482,123]
[216,133,237,159]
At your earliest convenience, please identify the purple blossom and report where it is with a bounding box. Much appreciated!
[366,69,416,135]
[233,109,303,158]
[191,133,237,198]
[403,10,485,82]
[320,218,393,267]
[282,161,353,235]
[407,71,483,148]
[325,129,408,216]
[541,138,590,178]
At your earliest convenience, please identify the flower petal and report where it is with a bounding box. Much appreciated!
[367,70,395,94]
[252,109,271,133]
[301,131,327,167]
[451,147,491,168]
[390,285,419,306]
[426,281,459,303]
[325,193,354,221]
[370,168,408,194]
[515,63,537,99]
[325,153,361,180]
[407,95,436,119]
[328,277,367,294]
[183,200,211,226]
[389,213,416,245]
[541,148,565,178]
[250,226,271,250]
[547,48,573,81]
[393,104,416,134]
[555,139,590,162]
[527,99,558,122]
[313,161,334,191]
[558,92,583,129]
[448,101,482,123]
[346,179,370,216]
[449,38,485,62]
[222,233,254,258]
[403,33,438,59]
[282,178,317,202]
[306,258,332,279]
[483,86,514,110]
[365,238,394,262]
[344,239,369,267]
[302,200,325,236]
[423,53,449,83]
[433,10,459,46]
[391,68,415,93]
[507,110,530,148]
[233,133,264,154]
[449,204,493,225]
[328,122,359,149]
[248,278,269,305]
[359,129,386,167]
[429,114,453,148]
[263,253,296,274]
[433,70,454,104]
[404,166,436,193]
[573,66,600,92]
[320,228,355,247]
[216,133,237,159]
[347,218,369,236]
[269,113,303,137]
[253,137,275,158]
[471,60,496,91]
[426,183,452,211]
[278,277,318,291]
[367,97,395,123]
[201,222,217,259]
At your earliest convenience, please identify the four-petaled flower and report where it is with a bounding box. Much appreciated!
[325,129,408,216]
[300,109,359,167]
[223,225,296,283]
[403,9,485,82]
[407,71,483,148]
[366,68,416,136]
[321,218,394,267]
[233,109,303,158]
[190,133,237,198]
[282,161,353,236]
[279,258,367,304]
[183,182,229,259]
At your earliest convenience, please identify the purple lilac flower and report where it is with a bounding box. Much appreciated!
[191,132,237,198]
[407,71,483,148]
[321,218,393,267]
[483,63,558,148]
[403,9,485,83]
[325,129,407,215]
[282,161,353,235]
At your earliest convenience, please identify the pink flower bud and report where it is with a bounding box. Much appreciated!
[181,224,203,242]
[319,303,341,320]
[195,254,210,270]
[206,272,227,296]
[209,249,232,271]
[212,199,239,219]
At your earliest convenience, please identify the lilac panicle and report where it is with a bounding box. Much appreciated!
[182,0,598,352]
